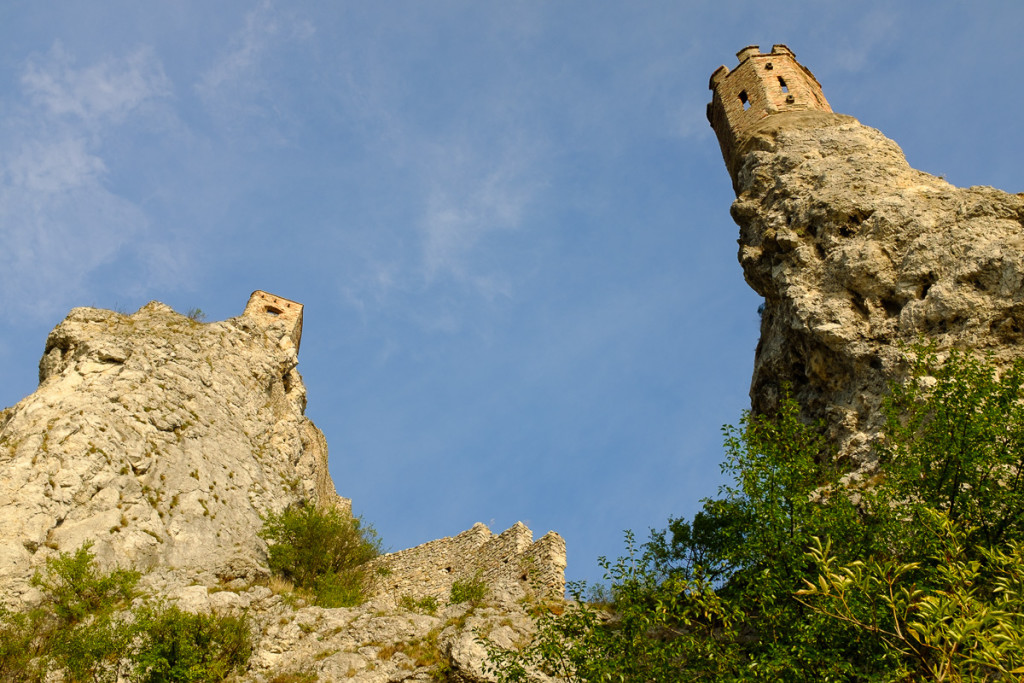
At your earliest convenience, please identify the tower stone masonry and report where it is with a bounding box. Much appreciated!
[243,290,304,351]
[707,44,832,188]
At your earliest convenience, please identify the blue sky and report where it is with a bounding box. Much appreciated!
[1,2,1022,585]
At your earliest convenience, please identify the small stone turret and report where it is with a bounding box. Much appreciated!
[243,290,303,351]
[708,44,831,187]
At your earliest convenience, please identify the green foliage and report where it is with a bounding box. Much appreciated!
[879,345,1024,548]
[0,605,46,682]
[50,611,134,683]
[31,541,139,626]
[260,503,381,607]
[489,349,1024,681]
[799,510,1024,681]
[400,594,439,615]
[2,543,251,682]
[131,604,252,683]
[184,308,207,322]
[449,572,487,605]
[491,393,883,681]
[487,534,747,683]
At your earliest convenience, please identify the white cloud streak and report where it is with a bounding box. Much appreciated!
[194,0,314,136]
[22,43,170,124]
[0,43,172,318]
[419,140,536,296]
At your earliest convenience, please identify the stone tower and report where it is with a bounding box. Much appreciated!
[243,290,304,351]
[707,44,831,187]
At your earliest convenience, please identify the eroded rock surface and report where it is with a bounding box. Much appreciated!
[0,301,344,598]
[729,110,1024,462]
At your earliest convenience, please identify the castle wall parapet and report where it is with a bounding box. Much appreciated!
[365,522,567,608]
[708,44,832,186]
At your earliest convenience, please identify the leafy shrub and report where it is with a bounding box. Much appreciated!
[260,503,381,607]
[31,542,139,626]
[450,573,487,605]
[26,543,141,682]
[400,595,439,615]
[132,604,252,683]
[487,534,747,683]
[50,611,134,683]
[799,510,1024,681]
[879,345,1024,548]
[2,543,251,683]
[0,606,45,681]
[488,350,1024,682]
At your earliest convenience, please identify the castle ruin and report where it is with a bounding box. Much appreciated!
[243,290,304,351]
[707,44,832,188]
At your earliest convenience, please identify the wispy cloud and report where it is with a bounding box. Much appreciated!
[830,8,900,73]
[418,137,537,297]
[0,43,172,319]
[195,0,314,137]
[21,43,170,125]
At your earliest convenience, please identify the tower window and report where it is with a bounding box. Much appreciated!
[739,90,750,110]
[265,306,282,316]
[778,77,789,93]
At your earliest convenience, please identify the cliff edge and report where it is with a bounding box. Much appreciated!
[0,293,565,682]
[710,46,1024,464]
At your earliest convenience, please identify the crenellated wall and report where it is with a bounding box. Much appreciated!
[365,522,566,608]
[707,44,831,188]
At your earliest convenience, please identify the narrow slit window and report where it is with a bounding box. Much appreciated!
[778,77,789,93]
[739,90,750,110]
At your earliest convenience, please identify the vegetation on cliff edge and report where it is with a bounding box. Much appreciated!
[260,502,382,608]
[0,542,252,682]
[488,347,1024,682]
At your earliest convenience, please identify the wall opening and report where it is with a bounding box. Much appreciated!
[778,77,789,93]
[739,90,750,110]
[265,306,282,316]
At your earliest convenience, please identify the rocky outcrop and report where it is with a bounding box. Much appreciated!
[0,300,345,600]
[134,569,544,683]
[726,109,1024,463]
[0,295,565,680]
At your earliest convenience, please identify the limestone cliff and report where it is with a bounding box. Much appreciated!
[710,46,1024,464]
[0,298,342,597]
[0,293,565,682]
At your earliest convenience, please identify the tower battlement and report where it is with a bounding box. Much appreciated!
[243,290,303,351]
[708,45,831,184]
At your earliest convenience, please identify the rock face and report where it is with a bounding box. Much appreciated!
[0,293,566,681]
[0,296,342,597]
[709,46,1024,463]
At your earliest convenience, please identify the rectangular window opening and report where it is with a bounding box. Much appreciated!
[739,90,751,110]
[778,77,789,93]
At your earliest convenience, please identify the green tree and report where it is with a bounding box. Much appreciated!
[486,534,746,683]
[799,510,1024,681]
[879,346,1024,548]
[260,502,381,607]
[488,348,1024,682]
[2,543,252,683]
[31,542,139,627]
[131,605,252,683]
[490,392,884,681]
[0,606,47,682]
